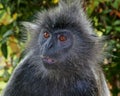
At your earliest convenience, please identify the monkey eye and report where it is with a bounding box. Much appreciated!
[58,35,67,42]
[43,32,50,38]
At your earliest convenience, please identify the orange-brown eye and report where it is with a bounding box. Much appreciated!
[58,35,67,41]
[44,32,50,38]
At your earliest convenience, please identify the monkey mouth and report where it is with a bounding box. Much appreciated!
[40,55,56,64]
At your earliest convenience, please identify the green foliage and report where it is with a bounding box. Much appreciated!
[0,0,120,95]
[86,0,120,95]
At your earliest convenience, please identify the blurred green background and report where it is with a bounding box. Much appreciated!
[0,0,120,96]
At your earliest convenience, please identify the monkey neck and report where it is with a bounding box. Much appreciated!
[42,63,95,82]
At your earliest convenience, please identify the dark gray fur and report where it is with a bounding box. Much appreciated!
[2,0,110,96]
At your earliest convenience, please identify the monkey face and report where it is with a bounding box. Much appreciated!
[39,29,74,68]
[23,3,98,71]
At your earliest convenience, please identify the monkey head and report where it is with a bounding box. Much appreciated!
[23,1,102,74]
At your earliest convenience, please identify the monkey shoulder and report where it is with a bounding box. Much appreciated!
[3,58,42,96]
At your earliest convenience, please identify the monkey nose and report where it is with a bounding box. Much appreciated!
[40,55,56,64]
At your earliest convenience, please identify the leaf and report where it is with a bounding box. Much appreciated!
[106,26,112,34]
[9,36,20,54]
[1,0,9,6]
[3,70,10,82]
[12,13,18,20]
[1,42,8,58]
[0,37,8,44]
[113,20,120,26]
[114,27,120,32]
[112,0,120,9]
[0,10,5,20]
[0,30,13,44]
[52,0,59,4]
[3,30,13,38]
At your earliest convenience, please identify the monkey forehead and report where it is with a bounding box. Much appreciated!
[39,12,79,31]
[35,2,94,35]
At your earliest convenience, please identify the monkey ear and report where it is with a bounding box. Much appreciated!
[21,22,39,34]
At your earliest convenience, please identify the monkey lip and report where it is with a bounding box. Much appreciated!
[40,55,56,64]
